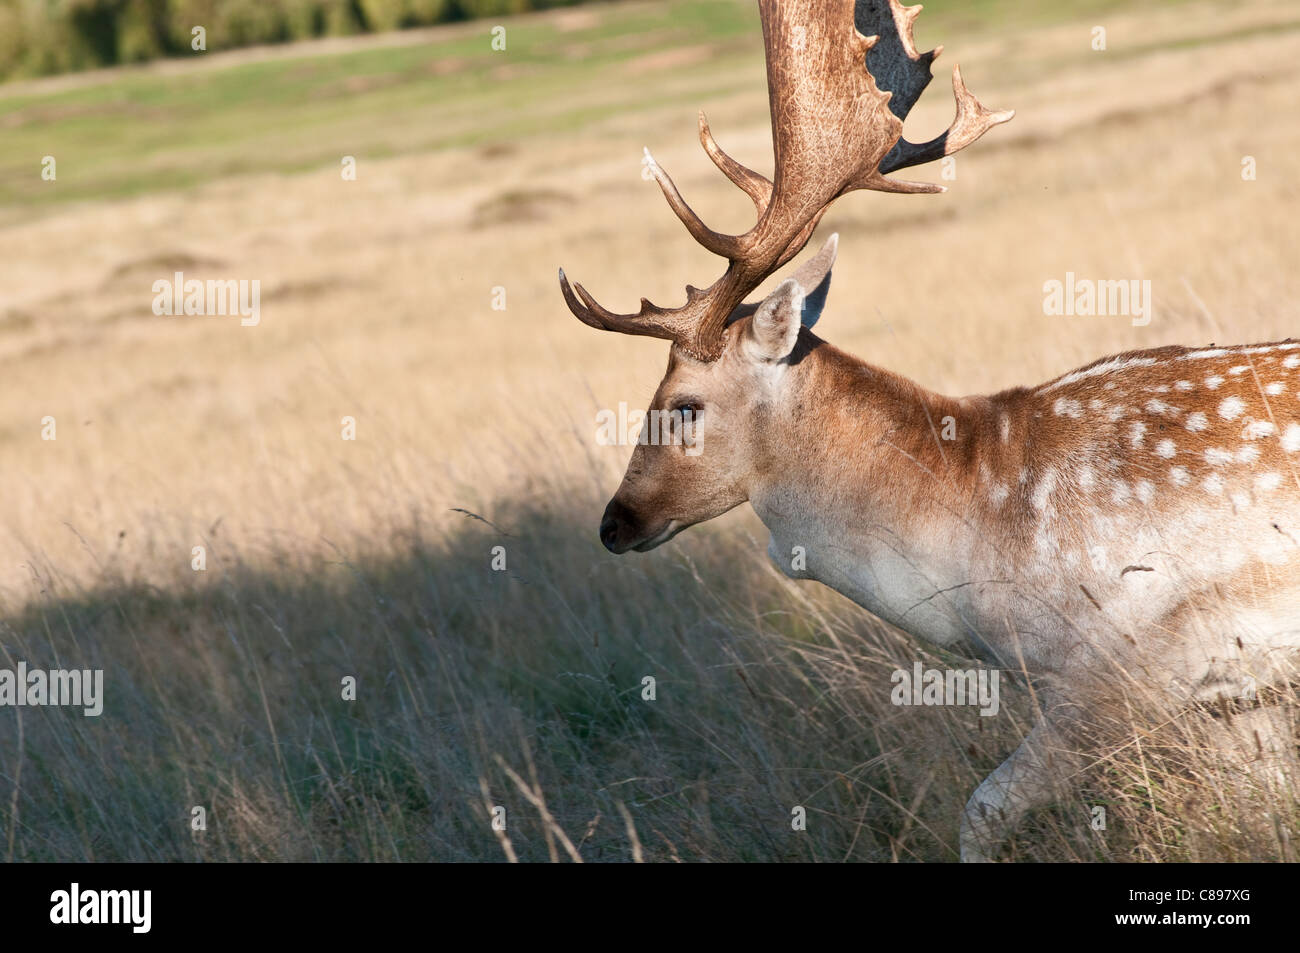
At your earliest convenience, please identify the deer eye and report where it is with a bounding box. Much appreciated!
[672,401,703,418]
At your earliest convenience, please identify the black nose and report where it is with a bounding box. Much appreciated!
[599,499,631,553]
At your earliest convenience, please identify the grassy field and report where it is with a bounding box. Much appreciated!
[0,0,1298,861]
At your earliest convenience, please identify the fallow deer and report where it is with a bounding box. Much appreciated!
[559,0,1300,860]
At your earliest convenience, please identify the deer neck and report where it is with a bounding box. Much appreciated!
[748,335,999,648]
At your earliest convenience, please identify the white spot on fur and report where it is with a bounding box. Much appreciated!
[1203,473,1225,495]
[1282,423,1300,452]
[1256,471,1282,492]
[1129,421,1147,447]
[1238,444,1261,464]
[1247,343,1300,354]
[1218,396,1245,420]
[1155,438,1176,458]
[1228,365,1250,376]
[1111,481,1131,505]
[1039,355,1158,394]
[990,483,1008,507]
[1243,419,1276,440]
[1174,380,1193,392]
[1205,375,1224,390]
[1053,398,1083,419]
[1204,447,1233,466]
[1185,412,1208,432]
[999,414,1010,444]
[1135,480,1155,504]
[1284,354,1300,369]
[1266,382,1286,396]
[1031,470,1057,511]
[1231,490,1251,510]
[1170,467,1191,487]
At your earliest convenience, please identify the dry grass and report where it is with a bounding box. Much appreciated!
[0,0,1297,860]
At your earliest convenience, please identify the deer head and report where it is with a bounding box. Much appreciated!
[560,0,1012,553]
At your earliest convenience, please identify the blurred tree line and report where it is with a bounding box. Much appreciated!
[0,0,595,80]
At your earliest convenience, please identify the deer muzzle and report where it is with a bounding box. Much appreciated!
[599,498,679,554]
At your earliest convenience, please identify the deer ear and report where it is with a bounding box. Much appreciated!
[791,232,837,330]
[744,278,805,363]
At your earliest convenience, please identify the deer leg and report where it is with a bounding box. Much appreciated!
[960,718,1081,862]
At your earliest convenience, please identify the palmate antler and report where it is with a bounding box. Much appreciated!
[558,0,1013,361]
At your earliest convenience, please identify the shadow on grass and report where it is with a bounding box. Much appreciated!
[0,488,1039,862]
[2,489,1294,862]
[3,488,1294,862]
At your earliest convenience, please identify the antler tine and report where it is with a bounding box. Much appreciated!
[699,112,773,216]
[642,149,747,260]
[880,64,1015,174]
[559,268,720,347]
[557,268,620,332]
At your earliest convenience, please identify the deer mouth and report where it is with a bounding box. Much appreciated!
[631,520,685,552]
